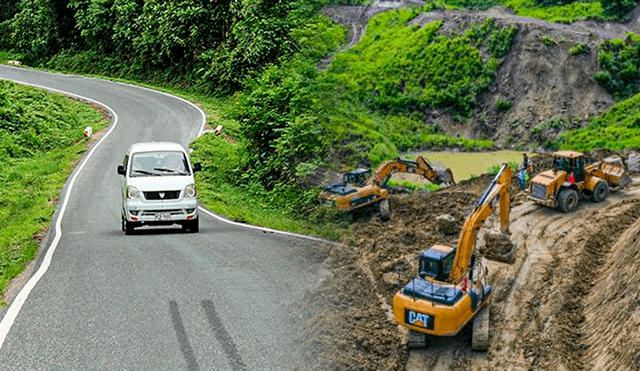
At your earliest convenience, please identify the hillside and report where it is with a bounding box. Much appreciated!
[323,2,640,147]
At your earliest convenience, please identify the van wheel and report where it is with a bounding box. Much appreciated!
[592,181,609,202]
[558,188,579,213]
[183,218,199,233]
[124,220,136,235]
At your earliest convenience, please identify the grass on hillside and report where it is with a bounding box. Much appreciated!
[557,91,640,151]
[0,81,107,302]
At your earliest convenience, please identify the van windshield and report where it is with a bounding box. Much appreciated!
[130,151,190,177]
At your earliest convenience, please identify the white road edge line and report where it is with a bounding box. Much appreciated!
[0,80,119,350]
[0,73,329,349]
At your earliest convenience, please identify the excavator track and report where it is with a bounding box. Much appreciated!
[408,330,427,349]
[472,305,490,351]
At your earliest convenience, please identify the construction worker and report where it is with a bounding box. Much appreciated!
[519,153,529,190]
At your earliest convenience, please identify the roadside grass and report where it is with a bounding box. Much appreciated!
[189,129,346,240]
[0,81,106,302]
[0,50,24,64]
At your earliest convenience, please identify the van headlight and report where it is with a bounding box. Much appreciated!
[127,186,140,199]
[185,184,197,198]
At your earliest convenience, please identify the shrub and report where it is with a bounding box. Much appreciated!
[542,35,557,46]
[495,97,511,112]
[569,43,589,55]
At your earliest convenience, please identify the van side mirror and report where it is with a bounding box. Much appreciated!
[117,165,125,175]
[192,162,201,172]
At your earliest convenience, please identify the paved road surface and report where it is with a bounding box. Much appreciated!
[0,66,327,371]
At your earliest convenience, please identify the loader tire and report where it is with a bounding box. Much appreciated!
[471,305,490,351]
[592,181,609,203]
[379,199,391,221]
[558,188,578,213]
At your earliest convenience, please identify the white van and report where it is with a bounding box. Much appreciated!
[117,142,201,234]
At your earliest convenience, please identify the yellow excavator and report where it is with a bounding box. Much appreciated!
[319,155,455,220]
[392,163,512,350]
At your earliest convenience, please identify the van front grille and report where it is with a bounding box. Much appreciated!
[143,191,180,200]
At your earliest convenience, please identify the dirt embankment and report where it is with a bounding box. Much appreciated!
[300,150,640,371]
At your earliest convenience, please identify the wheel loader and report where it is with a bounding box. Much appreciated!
[392,163,513,351]
[319,156,455,220]
[526,150,631,213]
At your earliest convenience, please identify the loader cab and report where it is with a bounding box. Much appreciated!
[343,168,371,186]
[419,245,456,282]
[552,151,586,182]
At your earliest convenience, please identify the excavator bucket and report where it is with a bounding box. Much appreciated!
[480,229,515,264]
[435,167,456,186]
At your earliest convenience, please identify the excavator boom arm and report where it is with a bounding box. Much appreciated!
[373,155,454,187]
[449,164,512,282]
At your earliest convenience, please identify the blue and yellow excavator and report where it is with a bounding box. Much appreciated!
[319,155,455,220]
[393,163,513,350]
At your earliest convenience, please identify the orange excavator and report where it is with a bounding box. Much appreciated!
[392,163,512,350]
[319,156,455,220]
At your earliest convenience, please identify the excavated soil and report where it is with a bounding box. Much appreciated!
[300,151,640,371]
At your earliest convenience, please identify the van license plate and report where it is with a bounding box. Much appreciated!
[156,212,170,221]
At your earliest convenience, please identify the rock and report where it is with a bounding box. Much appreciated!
[436,214,456,235]
[480,229,515,264]
[625,152,640,173]
[382,272,400,285]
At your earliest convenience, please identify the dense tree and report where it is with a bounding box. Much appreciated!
[69,0,116,52]
[0,0,21,21]
[11,0,79,59]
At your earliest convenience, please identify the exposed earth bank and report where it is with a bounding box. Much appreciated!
[299,150,640,370]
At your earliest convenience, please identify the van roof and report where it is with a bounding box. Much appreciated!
[128,142,187,154]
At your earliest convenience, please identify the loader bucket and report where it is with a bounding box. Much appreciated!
[436,167,456,186]
[480,229,515,264]
[618,174,632,190]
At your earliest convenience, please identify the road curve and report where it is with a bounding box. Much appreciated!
[0,66,327,371]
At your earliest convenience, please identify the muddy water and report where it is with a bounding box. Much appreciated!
[418,150,532,182]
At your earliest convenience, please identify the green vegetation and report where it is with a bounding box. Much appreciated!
[542,35,557,46]
[557,92,640,151]
[0,80,106,301]
[595,35,640,100]
[495,97,512,112]
[569,42,589,55]
[329,12,516,116]
[487,161,518,174]
[387,179,442,192]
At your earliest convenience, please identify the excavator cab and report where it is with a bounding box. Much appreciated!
[418,245,456,282]
[343,168,371,186]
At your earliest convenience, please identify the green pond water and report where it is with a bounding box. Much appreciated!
[415,150,532,182]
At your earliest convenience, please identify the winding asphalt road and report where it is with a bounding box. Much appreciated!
[0,66,328,370]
